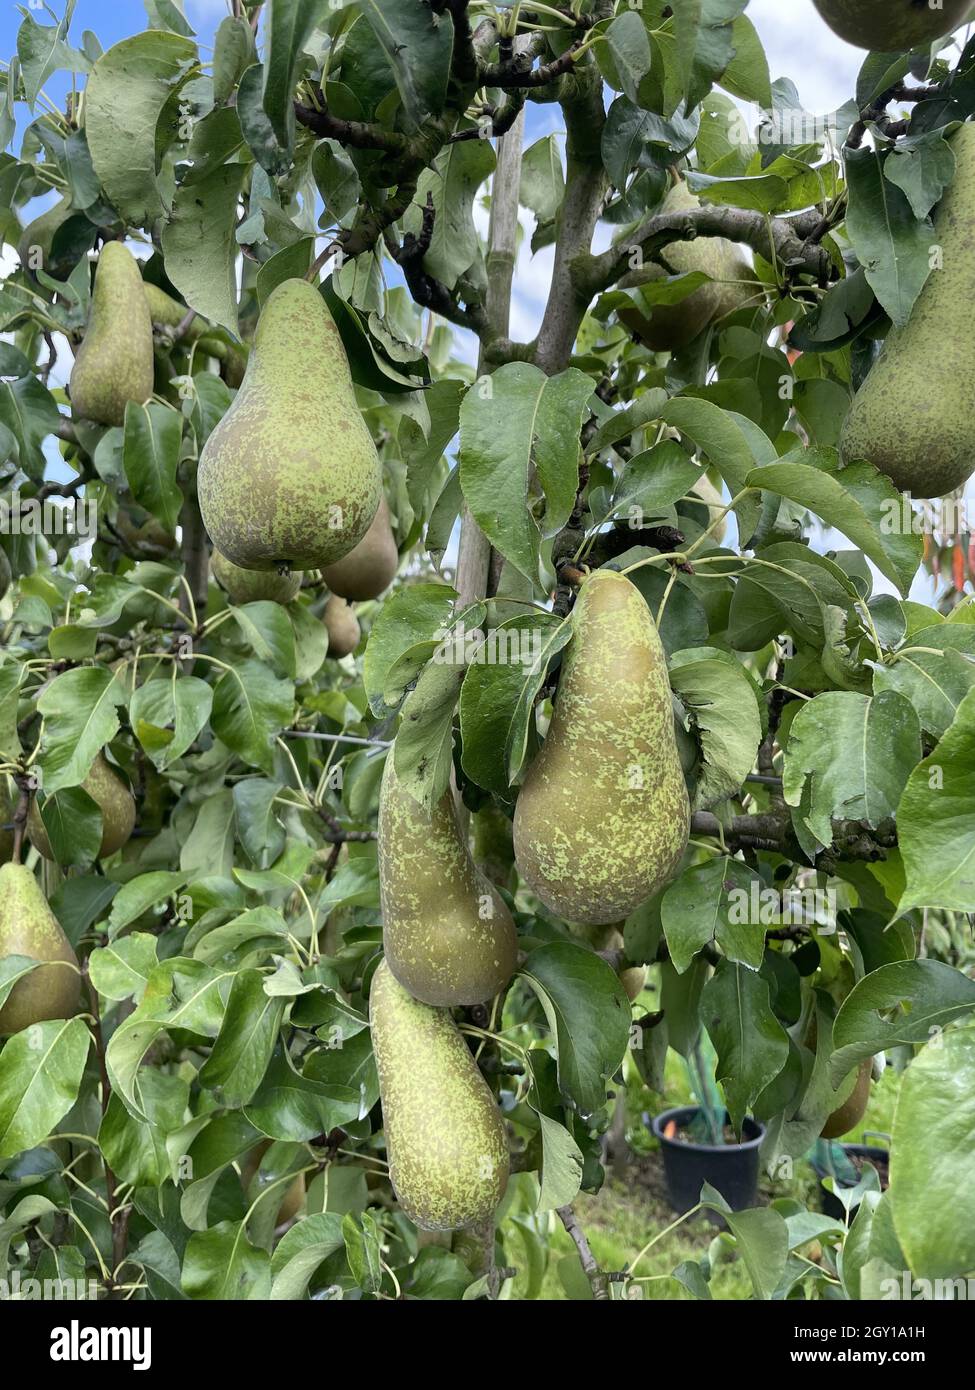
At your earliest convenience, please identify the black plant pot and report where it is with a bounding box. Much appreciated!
[651,1106,765,1219]
[811,1143,890,1220]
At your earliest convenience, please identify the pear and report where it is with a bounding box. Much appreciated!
[378,755,518,1007]
[143,281,246,386]
[840,123,975,497]
[321,496,398,601]
[0,863,79,1034]
[369,959,509,1231]
[69,242,154,426]
[212,548,301,605]
[813,0,970,50]
[29,752,136,861]
[618,181,753,352]
[513,569,690,925]
[324,594,361,657]
[198,278,382,571]
[239,1140,305,1224]
[821,1059,872,1139]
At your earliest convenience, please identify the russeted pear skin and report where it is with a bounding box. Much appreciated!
[619,182,753,351]
[513,569,690,926]
[212,549,301,605]
[198,278,382,571]
[324,595,361,657]
[321,496,398,600]
[840,124,975,498]
[28,752,136,860]
[69,242,154,426]
[813,0,970,50]
[369,959,509,1231]
[0,863,79,1034]
[378,756,518,1006]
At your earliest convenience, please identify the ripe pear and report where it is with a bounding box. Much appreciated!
[321,496,398,600]
[324,594,361,657]
[369,959,509,1231]
[69,242,154,426]
[212,548,301,605]
[198,278,382,571]
[821,1059,872,1139]
[0,863,79,1034]
[813,0,970,49]
[841,123,975,497]
[618,181,753,352]
[28,752,136,861]
[378,755,518,1007]
[239,1141,305,1224]
[513,569,690,926]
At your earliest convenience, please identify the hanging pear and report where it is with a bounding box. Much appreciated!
[322,496,398,600]
[378,755,518,1007]
[513,568,690,925]
[69,242,154,426]
[212,549,301,605]
[840,123,975,498]
[0,863,79,1034]
[369,959,509,1231]
[198,278,382,571]
[28,752,136,861]
[324,594,361,657]
[813,0,970,50]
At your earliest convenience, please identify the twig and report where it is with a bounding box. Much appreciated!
[557,1204,610,1300]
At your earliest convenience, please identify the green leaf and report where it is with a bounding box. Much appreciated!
[0,1019,90,1159]
[89,933,158,1003]
[98,1070,188,1187]
[162,161,249,334]
[407,139,495,291]
[672,0,748,111]
[358,0,452,130]
[33,785,103,868]
[890,1026,975,1281]
[662,397,763,541]
[231,601,297,678]
[519,136,564,250]
[182,1221,271,1300]
[782,690,921,849]
[884,128,956,221]
[896,686,975,913]
[719,14,771,106]
[198,970,284,1107]
[85,32,197,225]
[0,374,61,481]
[844,145,934,328]
[831,961,975,1084]
[270,1212,345,1299]
[36,668,128,793]
[244,1046,360,1140]
[701,961,790,1132]
[122,401,183,533]
[662,856,765,972]
[17,1,89,111]
[107,871,188,936]
[874,625,975,739]
[130,675,213,771]
[670,647,763,810]
[262,0,319,150]
[520,942,631,1120]
[363,582,457,717]
[211,658,295,774]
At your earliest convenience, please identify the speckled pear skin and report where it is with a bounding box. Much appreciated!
[212,548,301,605]
[28,752,136,861]
[813,0,970,49]
[0,863,79,1034]
[840,123,975,498]
[369,959,509,1231]
[198,278,382,571]
[69,242,154,426]
[513,569,690,926]
[620,182,753,352]
[378,756,518,1006]
[322,495,398,600]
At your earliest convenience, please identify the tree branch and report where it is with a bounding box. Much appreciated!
[557,1204,611,1300]
[480,36,588,88]
[395,193,489,333]
[294,100,411,155]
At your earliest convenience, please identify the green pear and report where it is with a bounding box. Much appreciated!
[513,569,690,925]
[143,281,247,386]
[29,752,136,861]
[0,863,79,1034]
[369,959,509,1231]
[813,0,970,50]
[198,278,382,571]
[321,496,398,600]
[212,548,301,605]
[840,123,975,497]
[69,242,154,426]
[378,755,518,1006]
[820,1059,872,1139]
[618,182,754,352]
[324,594,361,657]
